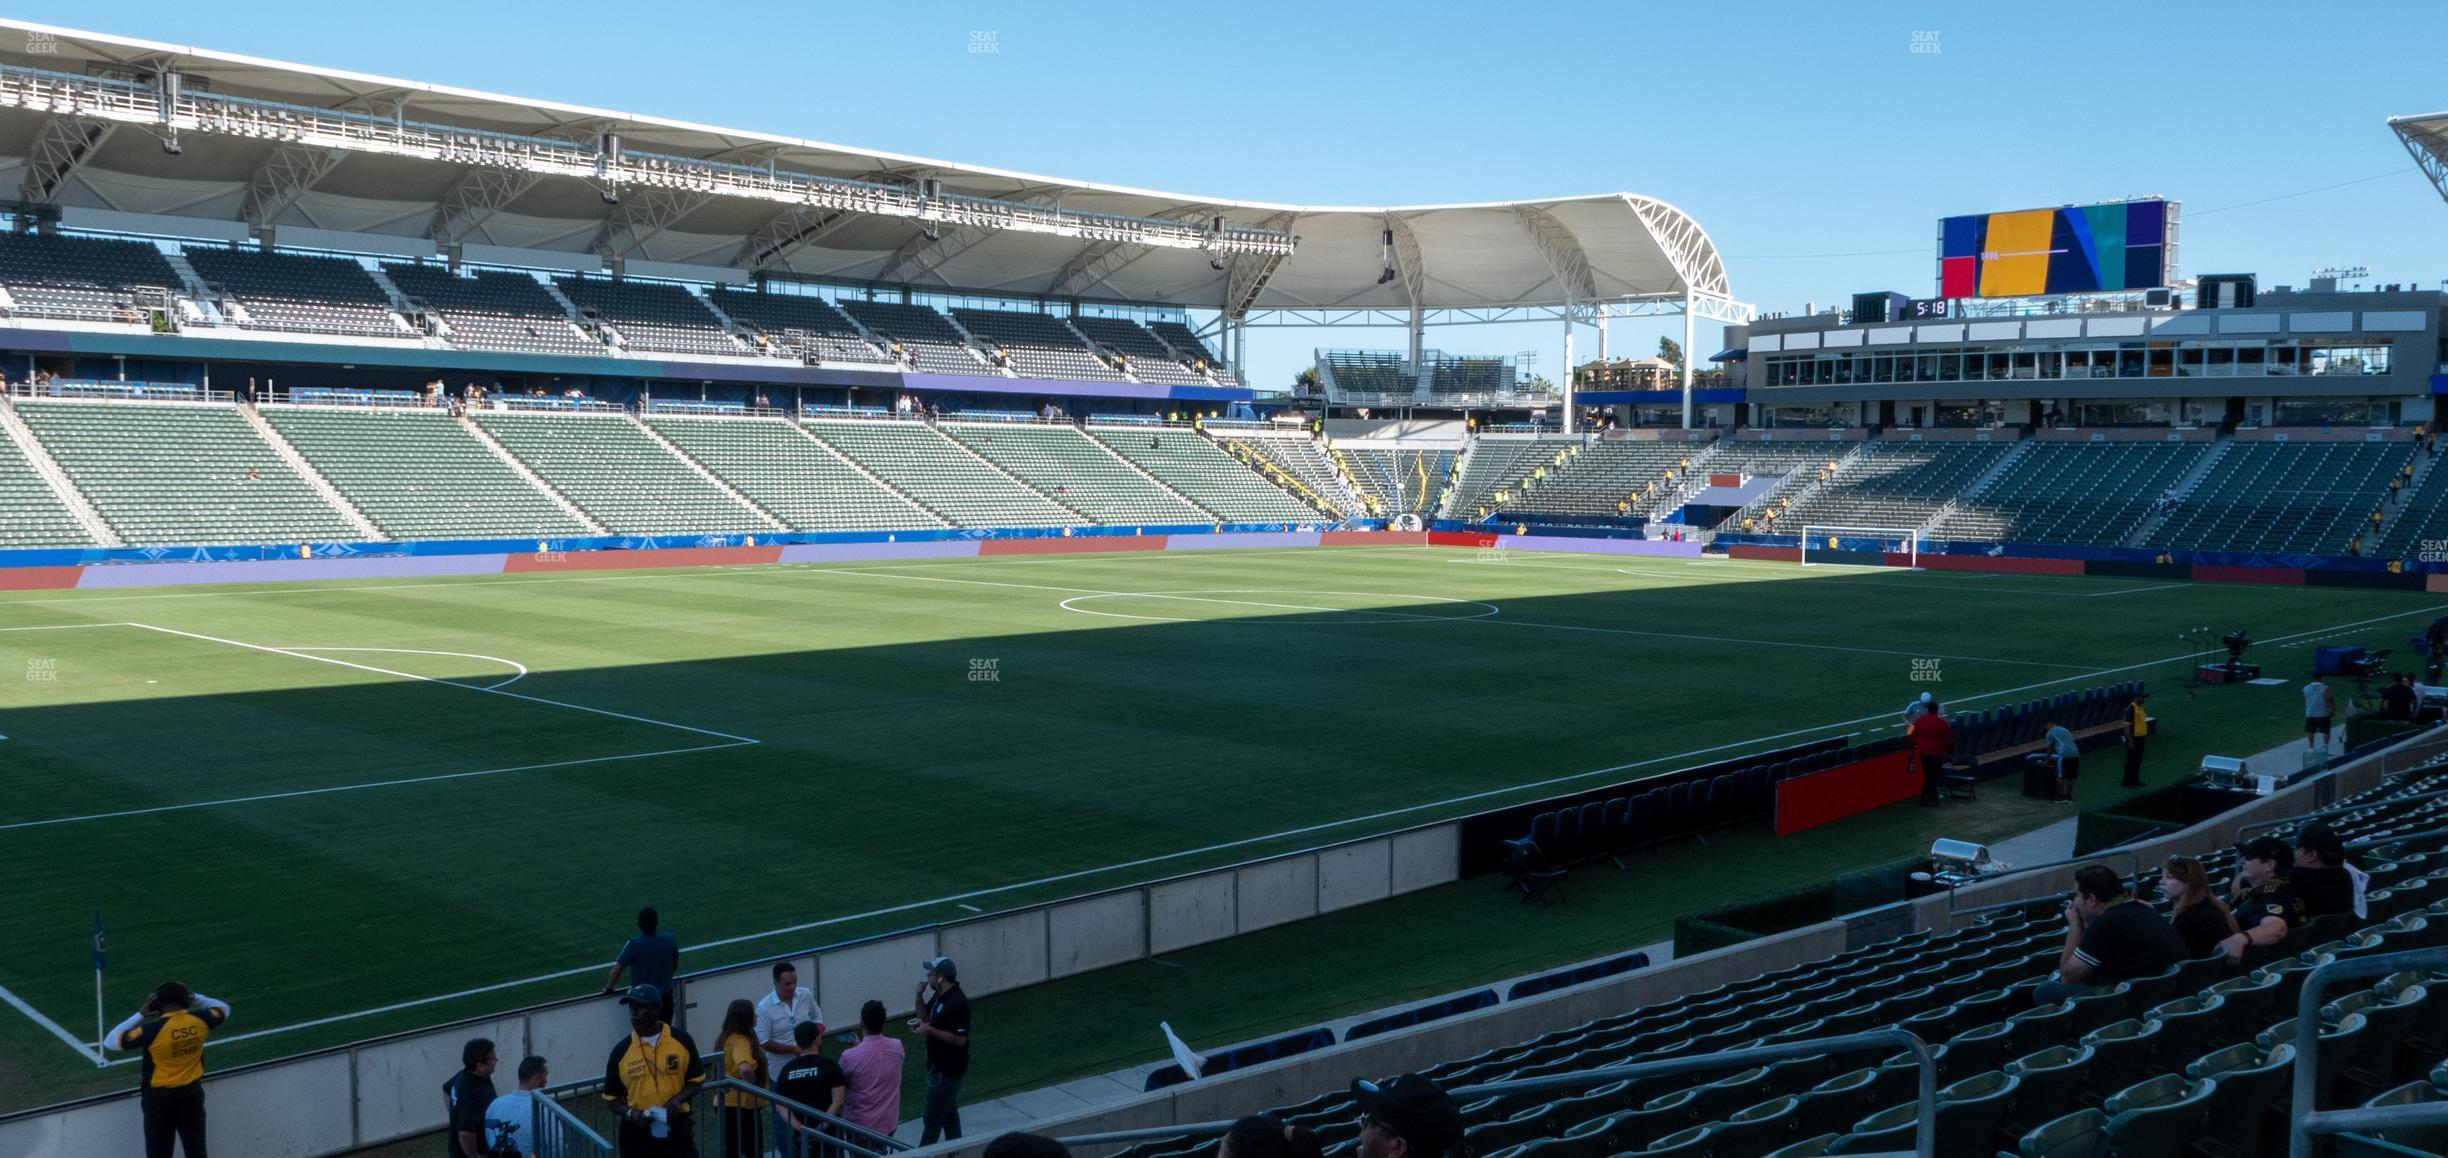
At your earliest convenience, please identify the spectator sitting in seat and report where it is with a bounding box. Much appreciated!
[2035,863,2188,1005]
[2291,823,2364,920]
[2158,855,2238,958]
[1350,1074,1463,1158]
[1220,1114,1325,1158]
[2218,836,2308,962]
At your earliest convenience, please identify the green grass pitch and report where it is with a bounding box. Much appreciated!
[0,545,2433,1113]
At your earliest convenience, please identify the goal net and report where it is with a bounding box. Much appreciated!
[1800,525,1922,568]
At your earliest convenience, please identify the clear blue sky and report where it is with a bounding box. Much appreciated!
[19,0,2448,390]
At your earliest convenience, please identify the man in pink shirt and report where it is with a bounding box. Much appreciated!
[838,999,906,1139]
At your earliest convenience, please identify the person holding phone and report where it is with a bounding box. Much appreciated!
[913,957,971,1144]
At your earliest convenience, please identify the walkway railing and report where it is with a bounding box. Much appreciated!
[1053,1028,1940,1158]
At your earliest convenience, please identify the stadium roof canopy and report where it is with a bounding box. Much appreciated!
[0,19,1744,324]
[2392,110,2448,208]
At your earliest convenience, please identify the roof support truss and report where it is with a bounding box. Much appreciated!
[592,183,716,262]
[733,204,854,271]
[873,186,1062,285]
[1223,210,1301,322]
[237,142,348,228]
[1625,196,1730,298]
[2392,116,2448,207]
[428,166,543,245]
[18,114,116,206]
[1510,205,1598,302]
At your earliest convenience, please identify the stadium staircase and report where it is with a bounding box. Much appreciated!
[1096,751,2448,1158]
[1723,443,1866,534]
[2139,440,2416,556]
[626,416,789,531]
[469,411,771,536]
[2369,450,2441,558]
[13,400,362,545]
[0,394,118,546]
[801,418,1087,528]
[642,416,944,532]
[157,251,218,317]
[1917,439,2034,537]
[2121,439,2232,548]
[236,403,384,540]
[1220,434,1364,517]
[262,406,592,540]
[1091,427,1326,522]
[452,414,607,534]
[943,422,1207,524]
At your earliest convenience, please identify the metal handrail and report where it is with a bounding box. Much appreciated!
[2348,825,2448,854]
[2237,779,2448,843]
[1054,1028,1939,1158]
[698,1078,910,1156]
[536,1095,615,1157]
[2289,946,2448,1158]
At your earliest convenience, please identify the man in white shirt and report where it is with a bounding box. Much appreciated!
[2305,676,2336,752]
[755,961,825,1089]
[482,1056,550,1157]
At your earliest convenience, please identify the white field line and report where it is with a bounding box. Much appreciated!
[0,982,100,1062]
[2085,582,2193,598]
[0,621,130,632]
[0,544,1433,608]
[124,623,753,744]
[274,646,529,689]
[18,596,2448,1062]
[0,742,753,833]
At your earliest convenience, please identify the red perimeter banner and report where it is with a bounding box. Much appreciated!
[1775,749,1918,836]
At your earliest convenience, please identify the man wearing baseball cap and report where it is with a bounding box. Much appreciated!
[915,957,972,1144]
[1351,1074,1463,1158]
[2217,837,2308,964]
[2292,824,2366,919]
[602,984,704,1157]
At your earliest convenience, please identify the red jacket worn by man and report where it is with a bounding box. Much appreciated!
[1911,711,1954,805]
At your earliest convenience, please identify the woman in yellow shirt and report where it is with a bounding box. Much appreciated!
[716,998,767,1157]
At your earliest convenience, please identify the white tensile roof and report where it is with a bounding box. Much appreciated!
[0,20,1730,314]
[2393,110,2448,208]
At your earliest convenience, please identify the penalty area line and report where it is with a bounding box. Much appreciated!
[0,741,757,833]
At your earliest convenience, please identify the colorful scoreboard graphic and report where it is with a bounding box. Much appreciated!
[1938,199,2174,300]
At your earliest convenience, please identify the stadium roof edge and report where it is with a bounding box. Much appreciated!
[2393,110,2448,208]
[0,19,1737,317]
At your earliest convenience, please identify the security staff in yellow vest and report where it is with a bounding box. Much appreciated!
[602,984,706,1157]
[2122,691,2151,788]
[107,980,232,1158]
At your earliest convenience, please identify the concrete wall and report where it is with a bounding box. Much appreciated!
[0,821,1459,1157]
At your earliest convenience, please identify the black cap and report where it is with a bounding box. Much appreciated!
[1351,1074,1462,1157]
[618,983,663,1009]
[924,956,958,982]
[2238,836,2292,863]
[2296,823,2346,862]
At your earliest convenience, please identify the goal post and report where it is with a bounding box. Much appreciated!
[1800,525,1922,569]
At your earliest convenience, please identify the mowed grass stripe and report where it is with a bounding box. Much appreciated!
[0,548,2436,1112]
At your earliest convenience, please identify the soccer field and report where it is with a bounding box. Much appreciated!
[0,545,2435,1111]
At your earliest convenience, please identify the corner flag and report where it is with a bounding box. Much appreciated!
[91,911,105,972]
